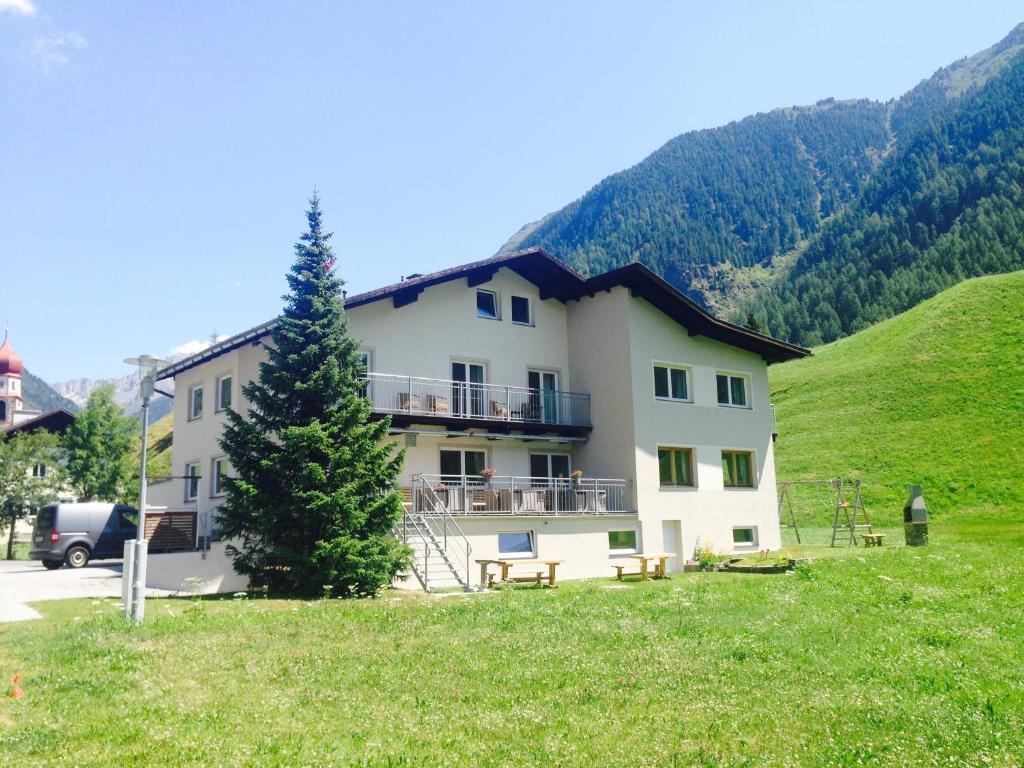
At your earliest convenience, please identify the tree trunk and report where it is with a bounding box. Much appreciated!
[6,509,16,560]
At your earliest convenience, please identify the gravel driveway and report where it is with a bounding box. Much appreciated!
[0,559,126,622]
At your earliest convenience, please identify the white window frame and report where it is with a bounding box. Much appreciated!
[657,445,697,488]
[184,462,200,501]
[721,449,757,489]
[653,362,692,403]
[210,457,228,498]
[215,374,233,413]
[716,370,752,409]
[497,529,536,559]
[439,447,489,479]
[188,384,204,421]
[475,289,500,320]
[608,528,639,555]
[510,295,533,326]
[732,526,758,548]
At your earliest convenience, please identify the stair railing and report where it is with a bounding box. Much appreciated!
[414,475,472,587]
[397,506,431,589]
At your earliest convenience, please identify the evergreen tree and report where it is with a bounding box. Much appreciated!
[62,385,137,503]
[217,195,410,597]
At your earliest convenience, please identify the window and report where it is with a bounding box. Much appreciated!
[211,457,228,497]
[608,529,638,553]
[32,463,46,478]
[184,462,200,501]
[476,290,499,320]
[511,295,532,325]
[733,527,757,546]
[498,530,535,557]
[654,364,689,401]
[215,375,232,412]
[357,350,373,397]
[188,384,204,420]
[529,453,570,479]
[722,450,754,488]
[658,447,694,487]
[716,373,749,407]
[119,506,139,529]
[440,449,487,480]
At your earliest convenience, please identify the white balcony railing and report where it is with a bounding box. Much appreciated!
[364,373,591,428]
[411,474,629,515]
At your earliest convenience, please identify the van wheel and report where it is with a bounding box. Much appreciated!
[65,546,90,569]
[42,559,63,570]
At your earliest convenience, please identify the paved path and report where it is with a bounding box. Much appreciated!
[0,559,126,622]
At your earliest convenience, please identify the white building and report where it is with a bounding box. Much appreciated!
[147,249,807,591]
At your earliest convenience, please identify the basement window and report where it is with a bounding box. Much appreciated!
[476,290,499,320]
[733,527,757,547]
[498,530,535,558]
[608,530,638,554]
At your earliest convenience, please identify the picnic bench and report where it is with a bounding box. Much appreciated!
[476,558,563,588]
[612,552,675,581]
[862,533,886,547]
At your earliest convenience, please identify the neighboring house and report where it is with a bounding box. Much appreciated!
[147,248,807,591]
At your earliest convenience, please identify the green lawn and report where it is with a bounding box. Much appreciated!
[2,516,1022,767]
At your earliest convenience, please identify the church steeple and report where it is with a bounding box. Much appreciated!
[0,330,25,426]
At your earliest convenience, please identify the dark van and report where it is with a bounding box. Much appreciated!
[30,502,139,569]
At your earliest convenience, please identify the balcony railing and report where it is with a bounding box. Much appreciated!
[364,373,591,428]
[411,474,630,515]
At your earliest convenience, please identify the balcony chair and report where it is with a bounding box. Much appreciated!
[425,394,449,414]
[397,392,421,412]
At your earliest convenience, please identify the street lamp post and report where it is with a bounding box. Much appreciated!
[123,355,168,624]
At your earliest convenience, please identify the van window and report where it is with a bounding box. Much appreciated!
[36,506,56,530]
[119,507,139,528]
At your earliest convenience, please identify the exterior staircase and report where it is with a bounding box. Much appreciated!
[394,483,473,592]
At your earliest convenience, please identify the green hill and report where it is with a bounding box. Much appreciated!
[769,271,1024,524]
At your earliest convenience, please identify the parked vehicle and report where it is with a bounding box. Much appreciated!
[29,502,139,569]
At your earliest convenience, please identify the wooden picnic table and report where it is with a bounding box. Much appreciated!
[475,558,564,588]
[627,552,676,581]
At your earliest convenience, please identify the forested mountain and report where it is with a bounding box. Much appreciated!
[22,368,78,414]
[502,23,1024,346]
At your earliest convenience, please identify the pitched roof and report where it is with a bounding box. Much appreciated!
[157,247,808,380]
[1,408,75,438]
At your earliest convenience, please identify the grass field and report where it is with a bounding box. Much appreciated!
[2,516,1023,767]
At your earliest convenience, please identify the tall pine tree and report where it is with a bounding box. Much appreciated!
[217,196,410,597]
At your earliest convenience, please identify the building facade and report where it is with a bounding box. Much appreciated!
[148,249,807,590]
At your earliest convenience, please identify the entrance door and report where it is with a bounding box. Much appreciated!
[452,362,486,417]
[662,520,682,572]
[527,370,559,423]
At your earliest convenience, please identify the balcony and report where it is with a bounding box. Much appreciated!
[365,372,592,435]
[410,474,630,516]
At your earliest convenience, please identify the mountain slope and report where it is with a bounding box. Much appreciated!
[744,36,1024,344]
[503,23,1024,338]
[769,271,1024,522]
[22,368,78,414]
[502,98,891,307]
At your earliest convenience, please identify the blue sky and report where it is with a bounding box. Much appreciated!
[2,0,1022,382]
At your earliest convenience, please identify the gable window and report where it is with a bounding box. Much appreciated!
[608,529,638,554]
[476,290,499,320]
[188,385,204,421]
[511,295,532,325]
[654,364,690,401]
[215,375,232,412]
[716,373,749,408]
[733,526,758,547]
[498,530,535,558]
[184,462,200,501]
[658,446,694,487]
[211,457,228,497]
[32,463,47,478]
[722,450,754,488]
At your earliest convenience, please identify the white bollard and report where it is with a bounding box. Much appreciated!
[123,539,136,620]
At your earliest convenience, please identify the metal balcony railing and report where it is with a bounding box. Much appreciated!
[411,474,630,515]
[364,373,591,428]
